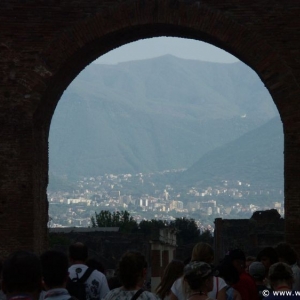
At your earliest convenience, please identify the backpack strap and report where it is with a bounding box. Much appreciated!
[77,267,94,283]
[131,289,144,300]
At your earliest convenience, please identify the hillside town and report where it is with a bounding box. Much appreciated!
[48,169,284,230]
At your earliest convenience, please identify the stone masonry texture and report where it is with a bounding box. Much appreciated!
[0,1,300,256]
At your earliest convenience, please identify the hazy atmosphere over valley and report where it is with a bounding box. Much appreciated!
[49,55,283,190]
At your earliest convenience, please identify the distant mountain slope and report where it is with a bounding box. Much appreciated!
[49,55,278,178]
[178,117,284,189]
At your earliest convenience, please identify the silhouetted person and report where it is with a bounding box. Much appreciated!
[256,247,278,279]
[103,251,159,300]
[226,249,259,300]
[183,261,215,300]
[85,258,106,275]
[249,261,271,300]
[275,242,300,291]
[266,262,298,299]
[40,250,71,300]
[107,276,122,291]
[155,259,184,300]
[68,242,109,300]
[2,251,42,300]
[216,258,242,300]
[245,256,255,274]
[170,242,226,300]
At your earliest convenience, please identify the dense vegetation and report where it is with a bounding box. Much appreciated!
[91,210,213,246]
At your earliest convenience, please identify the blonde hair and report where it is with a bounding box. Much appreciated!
[191,243,214,263]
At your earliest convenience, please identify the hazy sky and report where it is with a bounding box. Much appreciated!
[95,37,239,65]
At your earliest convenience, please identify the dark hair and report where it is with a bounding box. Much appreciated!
[40,250,69,289]
[107,276,122,290]
[118,251,147,289]
[216,257,239,285]
[184,270,211,290]
[228,249,246,262]
[155,260,184,299]
[69,242,88,261]
[257,247,278,265]
[246,256,256,263]
[2,251,42,294]
[275,243,298,265]
[86,258,106,274]
[183,256,191,266]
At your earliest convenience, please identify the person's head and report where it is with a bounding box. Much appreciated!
[107,276,122,290]
[183,256,191,266]
[227,249,246,274]
[40,250,69,290]
[162,259,184,282]
[216,257,239,286]
[257,247,278,272]
[69,242,88,263]
[245,256,255,273]
[249,261,266,282]
[268,262,294,290]
[275,242,298,265]
[2,251,42,298]
[155,259,184,299]
[86,258,106,274]
[191,243,214,264]
[184,261,214,293]
[118,251,147,290]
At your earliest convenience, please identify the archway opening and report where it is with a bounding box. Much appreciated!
[47,37,283,234]
[2,1,300,259]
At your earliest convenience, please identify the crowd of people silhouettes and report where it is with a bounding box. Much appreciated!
[0,242,300,300]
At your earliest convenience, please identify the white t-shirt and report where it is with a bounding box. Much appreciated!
[171,276,226,300]
[68,264,110,300]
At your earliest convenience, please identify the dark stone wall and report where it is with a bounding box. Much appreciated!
[49,231,150,270]
[0,1,300,256]
[214,210,285,262]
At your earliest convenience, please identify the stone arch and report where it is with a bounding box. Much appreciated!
[34,2,297,126]
[1,1,300,256]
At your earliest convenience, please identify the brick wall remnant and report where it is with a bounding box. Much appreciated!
[0,1,300,256]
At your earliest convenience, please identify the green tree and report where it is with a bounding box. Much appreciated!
[118,210,138,233]
[139,219,166,236]
[92,210,138,233]
[92,210,113,227]
[170,217,200,246]
[198,229,213,245]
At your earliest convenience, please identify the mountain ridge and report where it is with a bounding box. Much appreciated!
[178,116,283,189]
[49,55,279,179]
